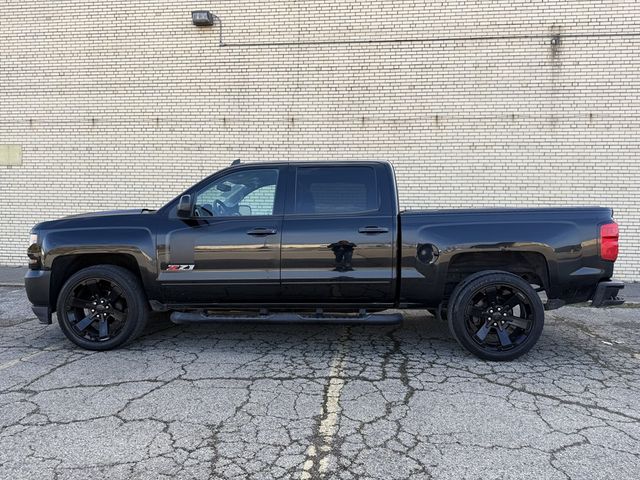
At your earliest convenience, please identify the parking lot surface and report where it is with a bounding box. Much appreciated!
[1,286,639,479]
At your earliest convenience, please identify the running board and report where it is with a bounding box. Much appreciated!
[169,309,403,325]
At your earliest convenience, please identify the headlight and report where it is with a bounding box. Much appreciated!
[28,233,42,269]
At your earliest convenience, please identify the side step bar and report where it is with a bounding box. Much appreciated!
[170,309,403,325]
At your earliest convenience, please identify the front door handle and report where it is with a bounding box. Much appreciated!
[247,227,278,236]
[358,226,389,234]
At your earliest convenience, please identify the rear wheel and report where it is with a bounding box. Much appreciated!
[56,265,148,350]
[448,272,544,361]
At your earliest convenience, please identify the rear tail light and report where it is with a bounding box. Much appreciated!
[600,222,619,262]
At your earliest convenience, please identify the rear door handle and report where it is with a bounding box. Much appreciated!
[247,227,278,236]
[358,226,389,234]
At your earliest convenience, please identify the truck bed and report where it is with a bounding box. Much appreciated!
[398,206,615,306]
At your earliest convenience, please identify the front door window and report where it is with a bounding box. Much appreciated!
[194,169,279,217]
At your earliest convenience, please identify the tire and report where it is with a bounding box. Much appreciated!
[447,271,544,361]
[56,265,148,350]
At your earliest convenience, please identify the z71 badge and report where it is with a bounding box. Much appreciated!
[166,264,195,271]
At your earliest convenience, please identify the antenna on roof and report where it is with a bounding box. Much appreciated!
[231,159,241,166]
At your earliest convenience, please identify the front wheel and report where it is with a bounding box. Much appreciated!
[448,272,544,361]
[56,265,148,350]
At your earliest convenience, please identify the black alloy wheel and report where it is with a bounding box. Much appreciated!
[464,284,533,350]
[448,272,544,361]
[63,278,128,342]
[57,265,148,350]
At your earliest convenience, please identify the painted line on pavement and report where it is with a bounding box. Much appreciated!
[301,329,349,479]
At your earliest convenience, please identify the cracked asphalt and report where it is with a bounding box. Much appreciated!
[1,286,639,479]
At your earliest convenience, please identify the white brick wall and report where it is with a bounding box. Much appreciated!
[1,1,638,280]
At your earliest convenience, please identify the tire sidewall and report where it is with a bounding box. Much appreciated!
[56,265,146,350]
[449,272,545,361]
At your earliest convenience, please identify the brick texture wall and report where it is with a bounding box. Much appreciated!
[1,1,639,280]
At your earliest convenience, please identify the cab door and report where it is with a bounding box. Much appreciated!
[280,163,396,304]
[158,165,286,305]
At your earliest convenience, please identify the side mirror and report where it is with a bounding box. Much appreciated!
[177,194,193,217]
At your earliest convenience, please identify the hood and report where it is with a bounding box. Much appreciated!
[60,208,149,219]
[31,208,155,232]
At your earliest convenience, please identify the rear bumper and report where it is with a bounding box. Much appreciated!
[590,280,625,308]
[24,269,52,324]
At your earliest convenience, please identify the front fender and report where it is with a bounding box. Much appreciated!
[42,227,158,297]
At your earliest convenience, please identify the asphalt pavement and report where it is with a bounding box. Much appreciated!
[1,285,639,479]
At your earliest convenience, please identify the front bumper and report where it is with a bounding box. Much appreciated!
[591,280,625,308]
[24,269,52,324]
[31,305,52,324]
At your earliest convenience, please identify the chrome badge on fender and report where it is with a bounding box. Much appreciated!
[166,264,195,271]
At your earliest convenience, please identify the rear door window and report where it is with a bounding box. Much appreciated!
[294,166,379,215]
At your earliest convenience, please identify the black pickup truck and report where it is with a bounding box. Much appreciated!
[26,161,624,360]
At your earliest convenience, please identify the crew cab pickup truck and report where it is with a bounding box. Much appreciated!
[26,161,624,360]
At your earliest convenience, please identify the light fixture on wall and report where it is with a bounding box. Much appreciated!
[191,10,224,46]
[192,11,214,26]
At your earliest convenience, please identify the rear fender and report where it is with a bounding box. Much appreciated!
[400,220,580,304]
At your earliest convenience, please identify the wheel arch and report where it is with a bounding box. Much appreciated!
[445,251,550,300]
[49,253,143,311]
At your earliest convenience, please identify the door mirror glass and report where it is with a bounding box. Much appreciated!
[177,194,193,217]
